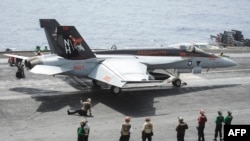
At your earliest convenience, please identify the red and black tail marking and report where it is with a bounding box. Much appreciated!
[56,26,96,60]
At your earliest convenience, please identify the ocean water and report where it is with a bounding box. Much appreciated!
[0,0,250,51]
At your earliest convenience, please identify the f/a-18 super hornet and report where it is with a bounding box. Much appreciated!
[5,21,237,94]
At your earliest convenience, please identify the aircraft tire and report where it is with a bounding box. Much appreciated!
[21,71,25,78]
[92,79,99,87]
[110,86,121,95]
[172,78,181,87]
[16,69,25,79]
[16,71,23,79]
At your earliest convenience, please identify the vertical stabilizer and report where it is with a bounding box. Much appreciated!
[39,19,60,54]
[56,26,96,60]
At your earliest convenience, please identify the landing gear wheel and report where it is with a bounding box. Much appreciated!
[16,71,25,79]
[92,79,99,87]
[172,78,182,87]
[110,86,121,95]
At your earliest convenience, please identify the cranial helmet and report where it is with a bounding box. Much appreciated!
[87,98,91,102]
[178,116,183,121]
[145,117,150,122]
[80,119,87,125]
[125,116,130,122]
[218,111,222,115]
[200,109,205,114]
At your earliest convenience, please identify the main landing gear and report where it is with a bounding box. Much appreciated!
[16,64,25,79]
[92,79,99,87]
[92,80,122,95]
[110,86,122,95]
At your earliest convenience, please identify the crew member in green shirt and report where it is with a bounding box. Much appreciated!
[213,111,224,141]
[224,111,233,125]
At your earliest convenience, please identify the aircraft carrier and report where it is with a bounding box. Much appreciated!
[0,47,250,141]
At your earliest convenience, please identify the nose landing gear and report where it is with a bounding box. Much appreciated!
[172,78,187,87]
[172,78,181,87]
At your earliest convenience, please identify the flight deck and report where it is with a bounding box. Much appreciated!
[0,48,250,141]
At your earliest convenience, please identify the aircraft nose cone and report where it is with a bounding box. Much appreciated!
[223,57,237,67]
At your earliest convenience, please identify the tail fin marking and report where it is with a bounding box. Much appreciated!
[56,26,96,60]
[39,19,60,54]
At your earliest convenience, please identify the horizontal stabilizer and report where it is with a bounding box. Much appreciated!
[4,54,29,60]
[30,65,71,75]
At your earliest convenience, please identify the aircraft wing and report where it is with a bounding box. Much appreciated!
[88,59,149,87]
[4,54,29,60]
[30,65,72,75]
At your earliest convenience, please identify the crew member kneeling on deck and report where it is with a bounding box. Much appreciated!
[68,98,92,116]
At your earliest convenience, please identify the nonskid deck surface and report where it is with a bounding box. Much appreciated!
[0,50,250,141]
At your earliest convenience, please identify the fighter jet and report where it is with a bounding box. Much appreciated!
[4,23,236,94]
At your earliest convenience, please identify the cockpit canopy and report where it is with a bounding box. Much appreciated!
[169,43,205,53]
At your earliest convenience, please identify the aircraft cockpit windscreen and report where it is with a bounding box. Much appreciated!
[179,44,205,53]
[191,45,205,53]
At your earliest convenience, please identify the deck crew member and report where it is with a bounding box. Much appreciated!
[68,98,92,116]
[120,116,132,141]
[142,117,153,141]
